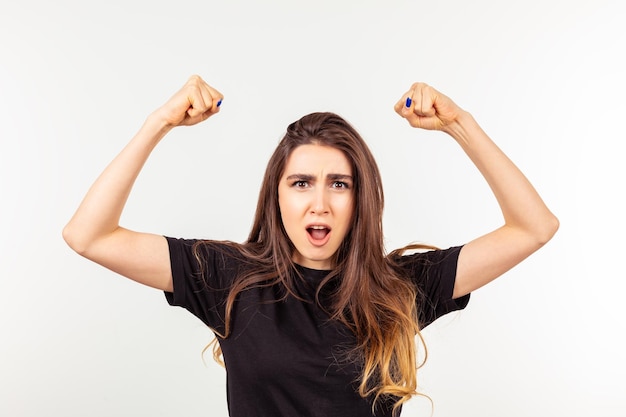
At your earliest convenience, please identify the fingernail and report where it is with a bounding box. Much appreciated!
[405,97,412,108]
[217,99,223,107]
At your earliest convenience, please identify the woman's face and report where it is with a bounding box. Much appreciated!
[278,144,354,270]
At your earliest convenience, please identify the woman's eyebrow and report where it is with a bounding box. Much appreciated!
[285,173,353,181]
[327,174,353,181]
[285,174,315,181]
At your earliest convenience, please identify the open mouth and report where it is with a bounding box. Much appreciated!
[307,225,330,241]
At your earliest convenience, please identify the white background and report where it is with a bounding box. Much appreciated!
[1,0,624,416]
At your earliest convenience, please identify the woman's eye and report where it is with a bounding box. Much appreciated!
[293,180,308,188]
[332,181,350,189]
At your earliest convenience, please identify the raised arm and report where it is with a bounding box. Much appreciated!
[394,83,559,299]
[62,75,223,292]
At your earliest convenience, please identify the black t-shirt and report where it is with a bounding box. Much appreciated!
[164,237,470,417]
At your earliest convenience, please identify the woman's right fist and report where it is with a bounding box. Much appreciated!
[155,75,223,128]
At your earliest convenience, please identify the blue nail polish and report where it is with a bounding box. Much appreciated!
[405,97,412,108]
[217,99,222,107]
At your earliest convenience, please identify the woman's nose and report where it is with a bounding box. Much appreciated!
[310,188,329,214]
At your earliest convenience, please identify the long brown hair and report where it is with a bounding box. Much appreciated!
[197,112,429,413]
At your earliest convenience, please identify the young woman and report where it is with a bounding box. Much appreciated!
[63,75,559,417]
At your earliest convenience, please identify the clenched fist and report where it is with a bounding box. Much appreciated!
[154,75,224,128]
[394,82,463,131]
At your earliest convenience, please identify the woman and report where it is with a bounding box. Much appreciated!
[63,75,559,416]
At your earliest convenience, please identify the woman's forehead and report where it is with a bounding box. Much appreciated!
[283,144,352,176]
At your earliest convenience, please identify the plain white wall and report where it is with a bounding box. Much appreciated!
[1,0,624,416]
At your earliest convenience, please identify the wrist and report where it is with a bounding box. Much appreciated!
[145,111,175,136]
[442,111,478,145]
[134,113,174,149]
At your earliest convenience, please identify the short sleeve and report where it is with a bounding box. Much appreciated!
[164,236,240,334]
[393,246,470,328]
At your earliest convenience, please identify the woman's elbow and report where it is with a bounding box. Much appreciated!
[62,222,90,255]
[536,213,560,246]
